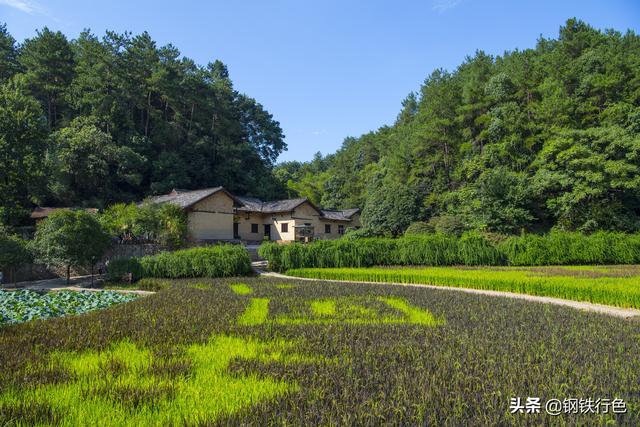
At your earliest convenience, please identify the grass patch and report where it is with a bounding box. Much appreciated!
[238,298,270,326]
[276,297,443,326]
[286,266,640,309]
[310,299,336,316]
[378,297,443,326]
[230,284,253,295]
[0,335,303,425]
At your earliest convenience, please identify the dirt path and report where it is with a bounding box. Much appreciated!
[1,275,154,296]
[255,267,640,319]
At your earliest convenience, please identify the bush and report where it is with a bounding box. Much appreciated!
[99,202,187,247]
[260,232,640,272]
[343,227,377,240]
[30,210,111,284]
[498,231,640,266]
[257,242,285,272]
[428,215,466,236]
[107,244,252,281]
[0,233,32,282]
[404,222,434,236]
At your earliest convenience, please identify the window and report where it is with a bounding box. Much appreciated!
[325,224,331,234]
[251,223,258,233]
[338,225,345,235]
[281,223,288,233]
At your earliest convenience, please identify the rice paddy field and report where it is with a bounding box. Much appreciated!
[1,276,639,425]
[286,265,640,309]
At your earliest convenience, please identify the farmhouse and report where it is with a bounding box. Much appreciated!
[146,187,360,243]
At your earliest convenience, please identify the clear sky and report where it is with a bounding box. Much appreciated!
[1,0,639,163]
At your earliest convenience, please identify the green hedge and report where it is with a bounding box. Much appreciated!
[259,232,640,272]
[107,245,252,281]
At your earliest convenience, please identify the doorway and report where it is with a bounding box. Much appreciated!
[263,224,271,240]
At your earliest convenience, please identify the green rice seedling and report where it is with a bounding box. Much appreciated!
[238,298,270,326]
[0,334,309,425]
[230,284,253,295]
[286,266,640,308]
[310,299,336,316]
[274,296,443,326]
[378,297,443,326]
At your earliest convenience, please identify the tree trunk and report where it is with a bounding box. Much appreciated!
[66,265,71,286]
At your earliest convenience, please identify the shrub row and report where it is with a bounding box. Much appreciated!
[107,245,252,281]
[259,232,640,272]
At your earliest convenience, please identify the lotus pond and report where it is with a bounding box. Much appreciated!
[0,290,138,325]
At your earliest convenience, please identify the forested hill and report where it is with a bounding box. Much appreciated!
[0,25,287,225]
[275,19,640,236]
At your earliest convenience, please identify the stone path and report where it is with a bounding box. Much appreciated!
[252,264,640,319]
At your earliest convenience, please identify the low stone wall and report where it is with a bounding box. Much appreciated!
[2,264,56,283]
[1,243,167,284]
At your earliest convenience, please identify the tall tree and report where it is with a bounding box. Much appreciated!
[0,76,47,225]
[0,23,19,83]
[19,28,75,129]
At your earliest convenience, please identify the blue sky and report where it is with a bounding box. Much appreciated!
[1,0,639,163]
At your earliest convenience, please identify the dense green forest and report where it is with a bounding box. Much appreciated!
[2,19,639,236]
[0,24,287,226]
[276,19,640,236]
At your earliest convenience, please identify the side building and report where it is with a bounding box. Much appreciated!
[145,187,360,243]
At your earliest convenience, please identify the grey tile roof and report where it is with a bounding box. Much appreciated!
[234,196,265,212]
[146,187,359,220]
[262,198,310,213]
[146,187,226,209]
[235,196,311,213]
[320,209,360,221]
[31,207,99,219]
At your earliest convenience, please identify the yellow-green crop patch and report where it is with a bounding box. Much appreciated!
[286,266,640,309]
[238,295,443,326]
[238,298,270,326]
[311,299,337,316]
[0,335,309,426]
[230,283,253,295]
[378,297,443,325]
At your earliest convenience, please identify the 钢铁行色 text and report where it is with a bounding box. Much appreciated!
[509,397,627,415]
